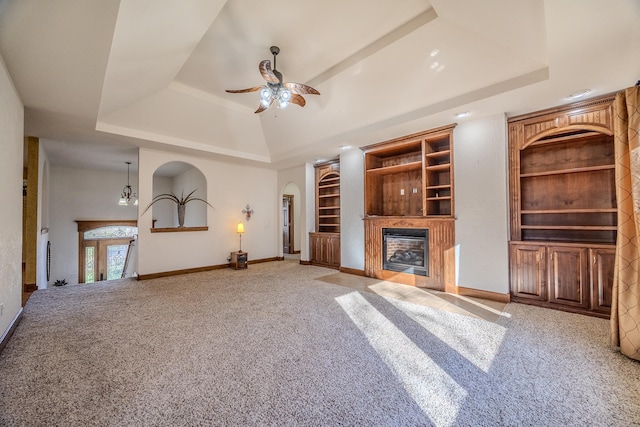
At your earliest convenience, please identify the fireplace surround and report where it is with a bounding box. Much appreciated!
[364,217,454,290]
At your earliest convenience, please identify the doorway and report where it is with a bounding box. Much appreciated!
[283,194,294,254]
[77,221,137,283]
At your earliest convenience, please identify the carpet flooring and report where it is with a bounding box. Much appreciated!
[1,259,639,426]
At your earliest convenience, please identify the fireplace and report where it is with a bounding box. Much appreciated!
[382,228,429,276]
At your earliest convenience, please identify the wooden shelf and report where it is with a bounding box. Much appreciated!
[150,226,208,233]
[319,206,340,210]
[522,208,616,214]
[319,193,339,198]
[426,184,451,190]
[319,183,340,189]
[321,177,340,183]
[425,163,450,172]
[366,161,422,176]
[521,225,617,231]
[520,164,614,178]
[425,150,450,158]
[426,196,452,201]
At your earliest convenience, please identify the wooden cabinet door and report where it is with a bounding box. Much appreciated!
[329,234,341,266]
[309,232,340,268]
[310,233,320,263]
[590,248,615,314]
[548,246,589,309]
[510,244,546,301]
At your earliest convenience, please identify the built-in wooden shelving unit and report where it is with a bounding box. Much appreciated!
[508,93,618,318]
[310,160,340,268]
[360,124,456,290]
[362,124,456,218]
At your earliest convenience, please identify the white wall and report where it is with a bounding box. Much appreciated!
[0,53,24,341]
[48,165,138,284]
[36,148,50,289]
[453,115,510,294]
[138,148,278,275]
[150,175,172,227]
[283,182,301,252]
[277,164,311,261]
[340,149,365,271]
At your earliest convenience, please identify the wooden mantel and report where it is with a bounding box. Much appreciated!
[364,216,455,292]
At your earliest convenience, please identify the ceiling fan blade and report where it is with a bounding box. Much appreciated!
[290,93,306,107]
[285,82,320,96]
[254,98,274,114]
[225,86,263,93]
[259,60,280,83]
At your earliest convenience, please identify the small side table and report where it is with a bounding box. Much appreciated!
[230,251,248,270]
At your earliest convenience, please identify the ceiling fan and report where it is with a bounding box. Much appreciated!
[226,46,320,114]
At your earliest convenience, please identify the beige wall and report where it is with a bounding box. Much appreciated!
[0,53,24,340]
[453,115,510,294]
[137,148,278,276]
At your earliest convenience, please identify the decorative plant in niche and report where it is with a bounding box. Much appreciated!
[142,189,214,227]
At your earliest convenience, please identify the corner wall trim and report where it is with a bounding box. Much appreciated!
[454,286,511,304]
[0,308,24,354]
[339,267,366,276]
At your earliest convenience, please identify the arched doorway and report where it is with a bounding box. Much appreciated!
[282,182,301,256]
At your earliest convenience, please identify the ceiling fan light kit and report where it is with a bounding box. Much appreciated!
[226,46,320,113]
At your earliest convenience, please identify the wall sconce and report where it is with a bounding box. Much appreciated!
[237,222,245,253]
[242,204,254,220]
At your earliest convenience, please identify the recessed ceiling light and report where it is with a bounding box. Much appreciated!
[455,111,470,118]
[429,49,440,57]
[567,89,591,99]
[340,145,352,150]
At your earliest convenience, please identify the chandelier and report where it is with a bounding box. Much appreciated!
[118,161,138,206]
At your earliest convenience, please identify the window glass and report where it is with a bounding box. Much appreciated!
[85,247,95,283]
[84,226,138,239]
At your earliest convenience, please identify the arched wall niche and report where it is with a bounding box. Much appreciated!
[150,161,209,228]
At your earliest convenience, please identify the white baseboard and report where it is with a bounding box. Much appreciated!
[0,307,24,352]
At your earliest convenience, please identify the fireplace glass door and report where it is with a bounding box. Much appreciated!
[382,228,429,276]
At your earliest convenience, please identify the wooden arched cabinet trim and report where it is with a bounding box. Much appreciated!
[521,124,614,150]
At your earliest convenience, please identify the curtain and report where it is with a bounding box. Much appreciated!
[611,86,640,361]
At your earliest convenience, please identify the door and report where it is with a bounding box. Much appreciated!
[283,194,294,254]
[548,245,589,309]
[84,238,131,283]
[510,243,546,301]
[590,247,615,314]
[77,222,137,283]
